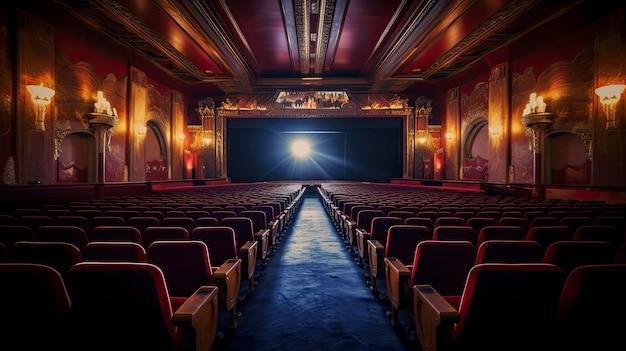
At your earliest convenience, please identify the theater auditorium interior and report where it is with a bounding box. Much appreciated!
[1,1,626,350]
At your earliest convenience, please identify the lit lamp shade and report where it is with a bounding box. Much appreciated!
[26,84,55,104]
[595,84,625,105]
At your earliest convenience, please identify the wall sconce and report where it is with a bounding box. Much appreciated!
[177,133,186,142]
[135,124,147,136]
[445,132,454,141]
[489,125,503,136]
[595,84,625,129]
[26,83,55,131]
[202,134,212,145]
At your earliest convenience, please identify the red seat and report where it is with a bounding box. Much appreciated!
[385,240,476,327]
[0,263,74,349]
[146,240,242,328]
[142,226,190,248]
[476,225,527,246]
[476,240,544,264]
[127,216,161,234]
[90,225,143,245]
[433,226,477,246]
[557,264,626,350]
[572,224,622,246]
[66,262,220,350]
[414,263,564,351]
[526,225,573,250]
[11,241,82,279]
[82,241,147,262]
[543,241,617,276]
[221,217,263,293]
[0,224,36,247]
[36,225,90,250]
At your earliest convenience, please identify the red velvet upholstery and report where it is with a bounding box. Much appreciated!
[557,264,626,350]
[36,225,90,250]
[526,225,573,250]
[11,241,82,278]
[385,224,431,264]
[476,240,544,264]
[432,226,477,246]
[543,241,617,276]
[142,226,190,248]
[191,226,238,268]
[90,225,143,245]
[0,224,36,247]
[0,263,73,349]
[476,225,527,247]
[82,241,147,262]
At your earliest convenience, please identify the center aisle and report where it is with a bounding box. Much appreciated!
[212,191,418,351]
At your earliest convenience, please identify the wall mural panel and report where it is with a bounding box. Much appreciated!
[461,82,489,181]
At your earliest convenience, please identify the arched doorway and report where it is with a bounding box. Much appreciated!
[144,121,169,181]
[545,132,590,185]
[461,120,489,181]
[57,132,94,183]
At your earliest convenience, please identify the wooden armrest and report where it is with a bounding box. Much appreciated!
[356,228,370,239]
[368,239,385,279]
[172,285,219,351]
[413,284,460,351]
[384,257,411,309]
[239,241,258,280]
[212,258,242,312]
[254,228,270,260]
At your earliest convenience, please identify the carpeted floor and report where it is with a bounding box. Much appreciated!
[211,193,419,351]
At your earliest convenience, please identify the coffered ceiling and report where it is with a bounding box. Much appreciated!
[49,0,592,96]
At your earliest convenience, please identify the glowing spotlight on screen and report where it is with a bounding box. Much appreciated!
[291,138,311,159]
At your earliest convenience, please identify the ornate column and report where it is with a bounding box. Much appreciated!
[521,112,554,184]
[86,112,118,197]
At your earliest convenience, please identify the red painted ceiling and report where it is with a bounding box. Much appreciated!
[47,0,599,96]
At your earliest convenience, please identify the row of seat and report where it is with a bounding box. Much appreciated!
[0,183,306,350]
[317,183,626,351]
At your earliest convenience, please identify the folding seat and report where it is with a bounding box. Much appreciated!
[162,216,196,234]
[142,226,190,248]
[398,206,420,215]
[343,205,376,248]
[0,224,36,247]
[185,210,212,224]
[18,214,55,231]
[453,211,475,222]
[500,210,523,218]
[476,225,527,247]
[11,241,82,279]
[556,264,626,351]
[523,210,546,223]
[415,210,438,223]
[73,209,105,224]
[195,216,219,227]
[347,209,384,254]
[225,205,247,214]
[572,224,622,246]
[592,215,625,235]
[432,226,478,246]
[176,205,199,213]
[221,217,265,287]
[414,263,564,351]
[165,210,187,218]
[239,210,272,265]
[147,241,242,327]
[543,241,617,277]
[377,205,398,216]
[211,210,238,223]
[82,241,147,262]
[0,263,74,350]
[474,210,501,221]
[91,215,126,227]
[54,215,91,234]
[0,214,17,225]
[404,217,433,233]
[127,216,160,234]
[357,216,403,267]
[251,205,281,246]
[36,225,90,250]
[526,225,573,250]
[191,226,256,299]
[384,240,476,327]
[13,208,46,217]
[476,240,544,264]
[45,209,74,218]
[433,216,466,228]
[0,242,11,262]
[528,216,561,230]
[152,206,176,214]
[466,216,497,235]
[142,209,166,222]
[615,243,626,263]
[201,205,225,214]
[66,261,221,351]
[497,216,529,231]
[386,210,415,223]
[90,225,143,246]
[367,224,430,293]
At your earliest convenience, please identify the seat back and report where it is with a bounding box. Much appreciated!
[476,240,544,264]
[55,215,92,234]
[434,216,466,228]
[356,209,385,231]
[497,216,529,231]
[191,226,238,267]
[433,226,477,246]
[83,241,147,262]
[90,225,143,245]
[10,241,82,279]
[239,210,268,232]
[476,225,527,246]
[453,263,564,350]
[466,217,498,234]
[147,240,213,297]
[36,225,90,249]
[572,225,622,246]
[411,240,476,296]
[142,226,189,248]
[211,210,238,223]
[557,264,626,350]
[369,216,403,243]
[66,262,179,350]
[385,224,431,264]
[386,210,415,222]
[558,216,594,232]
[161,217,196,234]
[126,216,161,234]
[221,217,255,248]
[18,215,56,231]
[526,225,573,250]
[0,224,36,247]
[404,217,433,232]
[543,241,617,276]
[91,216,126,227]
[0,263,73,349]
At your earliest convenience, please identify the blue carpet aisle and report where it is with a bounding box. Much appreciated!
[211,192,418,351]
